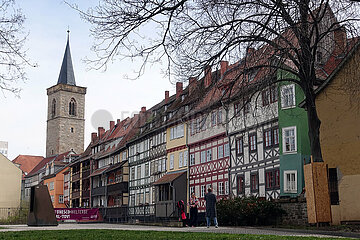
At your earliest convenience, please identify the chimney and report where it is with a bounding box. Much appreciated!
[141,106,146,113]
[176,82,183,99]
[109,121,115,130]
[91,132,97,143]
[204,65,212,88]
[98,127,105,138]
[220,61,228,77]
[165,91,169,103]
[189,77,197,94]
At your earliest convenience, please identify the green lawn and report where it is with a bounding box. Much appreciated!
[0,230,352,240]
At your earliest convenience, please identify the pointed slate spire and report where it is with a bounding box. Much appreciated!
[57,30,76,86]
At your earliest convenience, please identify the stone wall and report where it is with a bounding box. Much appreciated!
[277,198,308,226]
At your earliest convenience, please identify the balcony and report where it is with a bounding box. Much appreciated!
[72,190,80,199]
[92,186,106,196]
[72,172,80,181]
[82,189,90,199]
[107,182,128,194]
[82,169,90,178]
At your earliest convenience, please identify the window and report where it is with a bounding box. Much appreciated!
[244,99,251,114]
[201,185,205,197]
[234,102,240,115]
[273,128,279,145]
[284,170,297,193]
[218,109,222,123]
[218,145,224,159]
[206,149,212,162]
[122,151,127,161]
[69,98,76,116]
[237,175,245,195]
[59,195,64,204]
[218,182,224,195]
[137,166,141,179]
[130,167,135,180]
[170,124,184,140]
[225,181,229,195]
[190,153,195,166]
[211,111,217,126]
[70,127,74,133]
[49,182,54,191]
[281,84,295,109]
[191,121,196,135]
[179,152,183,168]
[169,154,174,169]
[201,117,206,131]
[270,85,278,103]
[183,151,188,166]
[265,168,280,190]
[201,151,206,163]
[329,168,339,205]
[282,126,297,153]
[190,186,194,195]
[51,99,56,117]
[51,195,54,203]
[250,173,259,193]
[264,129,272,148]
[236,138,243,156]
[249,134,257,152]
[262,89,270,106]
[262,86,278,106]
[145,163,149,177]
[224,143,230,157]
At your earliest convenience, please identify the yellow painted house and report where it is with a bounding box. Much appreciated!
[166,123,188,173]
[0,154,22,219]
[315,41,360,224]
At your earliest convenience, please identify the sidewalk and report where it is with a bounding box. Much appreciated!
[1,223,360,238]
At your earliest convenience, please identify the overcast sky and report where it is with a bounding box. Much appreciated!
[1,1,174,160]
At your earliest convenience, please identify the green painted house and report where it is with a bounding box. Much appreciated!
[277,70,311,197]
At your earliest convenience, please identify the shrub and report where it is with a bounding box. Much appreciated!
[217,196,285,226]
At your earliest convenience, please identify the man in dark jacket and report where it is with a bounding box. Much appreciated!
[204,187,218,228]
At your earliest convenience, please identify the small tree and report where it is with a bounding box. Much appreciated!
[74,0,360,162]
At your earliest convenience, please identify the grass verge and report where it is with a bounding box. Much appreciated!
[0,229,354,240]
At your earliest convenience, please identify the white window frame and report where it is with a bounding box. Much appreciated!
[206,149,212,162]
[183,151,188,166]
[281,84,296,109]
[219,182,224,195]
[284,170,297,193]
[282,126,297,153]
[49,182,54,191]
[169,154,174,169]
[201,151,206,163]
[59,195,64,203]
[190,153,195,166]
[179,152,183,168]
[201,185,205,197]
[224,143,230,157]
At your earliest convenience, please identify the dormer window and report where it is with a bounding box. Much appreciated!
[181,95,185,101]
[164,105,168,111]
[184,105,189,112]
[69,98,76,116]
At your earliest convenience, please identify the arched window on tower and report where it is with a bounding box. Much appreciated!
[69,98,76,116]
[51,99,56,117]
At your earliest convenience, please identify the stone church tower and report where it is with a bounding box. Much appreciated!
[46,32,86,157]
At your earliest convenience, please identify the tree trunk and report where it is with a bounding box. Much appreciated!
[305,94,323,162]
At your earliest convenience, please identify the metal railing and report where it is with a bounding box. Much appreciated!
[0,207,29,224]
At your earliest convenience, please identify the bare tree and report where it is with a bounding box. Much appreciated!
[74,0,360,162]
[0,0,32,96]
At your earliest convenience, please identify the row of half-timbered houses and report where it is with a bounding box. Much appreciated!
[65,14,352,222]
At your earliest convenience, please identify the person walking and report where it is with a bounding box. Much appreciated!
[204,187,218,228]
[188,192,199,227]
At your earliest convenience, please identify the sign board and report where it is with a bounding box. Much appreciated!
[54,208,100,221]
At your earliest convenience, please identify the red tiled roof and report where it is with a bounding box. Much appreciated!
[153,171,186,185]
[12,155,44,179]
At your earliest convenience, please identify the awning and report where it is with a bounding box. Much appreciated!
[90,167,109,177]
[153,171,186,185]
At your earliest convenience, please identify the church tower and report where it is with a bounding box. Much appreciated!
[46,32,86,157]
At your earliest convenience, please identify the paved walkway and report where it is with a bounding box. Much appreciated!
[0,223,359,239]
